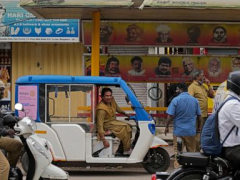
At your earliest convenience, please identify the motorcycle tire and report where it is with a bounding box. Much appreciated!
[167,168,206,180]
[21,151,29,174]
[142,147,170,174]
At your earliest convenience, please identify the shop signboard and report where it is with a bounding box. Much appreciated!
[20,0,133,6]
[83,21,240,47]
[84,55,240,83]
[140,0,240,9]
[0,0,79,42]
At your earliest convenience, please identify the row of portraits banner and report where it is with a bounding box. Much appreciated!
[84,55,240,83]
[83,21,240,47]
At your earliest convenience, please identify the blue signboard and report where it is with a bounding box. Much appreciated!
[0,0,79,42]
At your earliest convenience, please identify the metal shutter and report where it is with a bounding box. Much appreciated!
[111,83,147,108]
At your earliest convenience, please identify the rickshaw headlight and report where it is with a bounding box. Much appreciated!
[148,123,156,135]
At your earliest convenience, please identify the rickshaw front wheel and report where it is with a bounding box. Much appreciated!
[142,147,170,174]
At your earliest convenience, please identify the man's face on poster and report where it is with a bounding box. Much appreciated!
[187,26,200,42]
[209,59,220,73]
[183,59,194,73]
[127,28,138,41]
[108,61,119,73]
[158,31,170,42]
[232,58,240,71]
[159,63,170,73]
[100,25,112,42]
[132,60,142,72]
[213,28,226,42]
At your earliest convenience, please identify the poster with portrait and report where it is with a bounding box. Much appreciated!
[83,21,240,47]
[84,55,238,83]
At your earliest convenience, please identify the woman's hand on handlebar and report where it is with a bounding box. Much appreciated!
[124,115,136,121]
[123,112,130,118]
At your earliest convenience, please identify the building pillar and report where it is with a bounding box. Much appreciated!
[91,12,100,76]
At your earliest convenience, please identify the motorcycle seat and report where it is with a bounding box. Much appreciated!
[178,152,209,167]
[213,157,232,168]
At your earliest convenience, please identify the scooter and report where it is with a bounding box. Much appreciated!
[14,103,69,180]
[152,138,240,180]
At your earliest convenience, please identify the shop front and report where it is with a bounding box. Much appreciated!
[0,0,82,109]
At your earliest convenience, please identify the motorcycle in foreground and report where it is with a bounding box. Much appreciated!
[152,138,240,180]
[14,103,69,180]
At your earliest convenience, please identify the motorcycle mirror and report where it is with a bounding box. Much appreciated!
[177,137,183,152]
[15,103,24,111]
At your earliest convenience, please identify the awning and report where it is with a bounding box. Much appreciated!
[19,0,240,21]
[140,0,240,9]
[20,0,134,7]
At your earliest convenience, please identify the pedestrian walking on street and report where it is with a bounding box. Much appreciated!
[165,83,202,168]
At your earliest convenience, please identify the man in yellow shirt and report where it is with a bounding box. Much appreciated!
[96,88,132,155]
[188,70,215,151]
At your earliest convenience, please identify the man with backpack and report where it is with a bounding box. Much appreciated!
[165,83,202,168]
[218,71,240,167]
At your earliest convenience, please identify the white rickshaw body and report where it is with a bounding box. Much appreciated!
[15,75,170,173]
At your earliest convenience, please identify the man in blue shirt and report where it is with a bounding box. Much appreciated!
[165,83,202,168]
